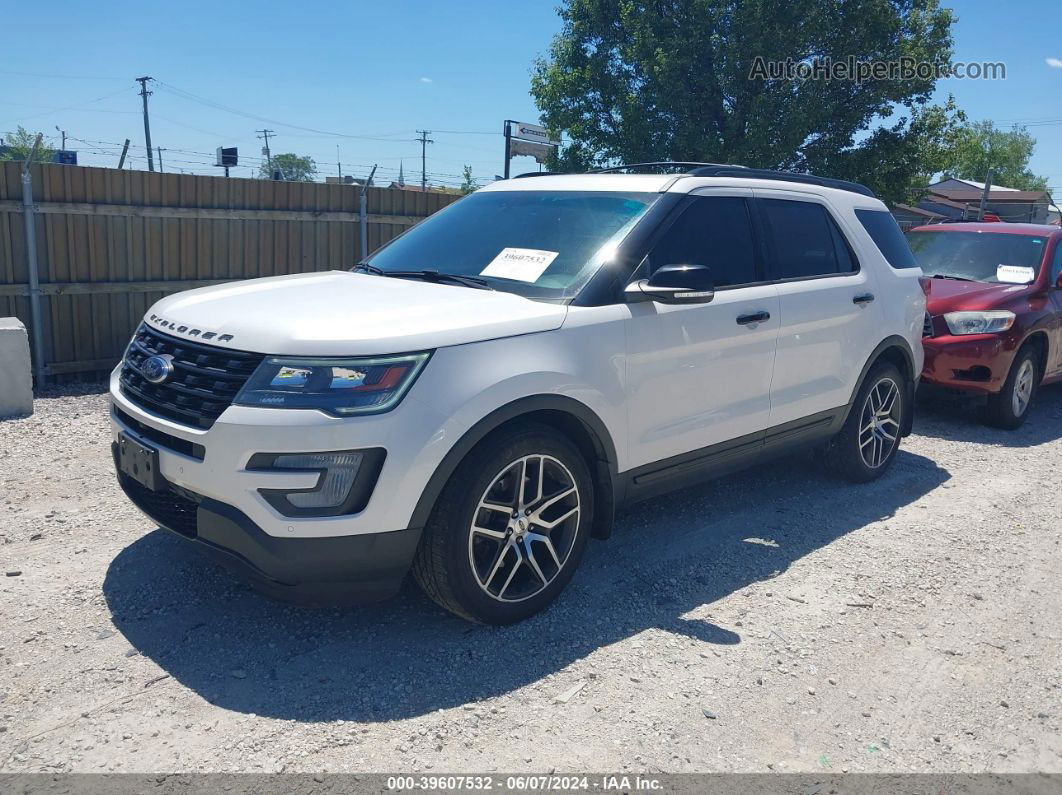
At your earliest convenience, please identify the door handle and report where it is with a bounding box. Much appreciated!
[736,311,771,326]
[853,293,875,305]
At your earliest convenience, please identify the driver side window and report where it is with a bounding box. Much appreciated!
[1052,242,1062,286]
[649,196,758,288]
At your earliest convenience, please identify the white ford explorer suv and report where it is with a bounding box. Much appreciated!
[110,163,925,624]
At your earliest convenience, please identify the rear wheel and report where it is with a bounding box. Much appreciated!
[982,346,1039,430]
[412,424,593,624]
[822,361,907,483]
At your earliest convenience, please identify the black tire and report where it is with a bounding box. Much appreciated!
[981,346,1039,430]
[412,422,594,624]
[822,361,908,483]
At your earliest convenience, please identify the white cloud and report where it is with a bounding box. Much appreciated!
[1047,57,1062,68]
[419,76,433,83]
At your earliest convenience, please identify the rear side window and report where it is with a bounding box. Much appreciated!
[650,196,758,287]
[855,208,918,269]
[762,199,857,279]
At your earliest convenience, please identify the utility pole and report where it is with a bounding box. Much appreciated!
[136,76,155,172]
[256,129,274,176]
[55,126,66,151]
[117,139,130,169]
[337,145,342,181]
[416,129,433,191]
[157,147,165,173]
[977,168,994,221]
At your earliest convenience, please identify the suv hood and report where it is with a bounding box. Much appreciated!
[145,271,568,356]
[924,277,1035,314]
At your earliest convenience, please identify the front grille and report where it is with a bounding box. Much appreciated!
[923,312,934,337]
[113,406,206,460]
[120,325,265,429]
[117,469,200,538]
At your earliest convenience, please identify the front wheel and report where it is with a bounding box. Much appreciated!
[412,424,593,624]
[982,347,1039,430]
[822,361,907,483]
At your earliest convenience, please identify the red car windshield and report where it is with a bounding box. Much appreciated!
[907,230,1048,283]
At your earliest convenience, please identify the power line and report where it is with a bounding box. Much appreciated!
[59,135,477,183]
[0,99,136,114]
[1,76,533,178]
[0,86,137,124]
[151,113,233,139]
[433,129,498,135]
[0,68,127,81]
[154,80,417,142]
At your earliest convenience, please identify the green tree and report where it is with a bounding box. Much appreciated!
[940,120,1049,191]
[815,95,966,203]
[0,126,57,163]
[459,164,479,195]
[259,153,317,181]
[531,0,957,203]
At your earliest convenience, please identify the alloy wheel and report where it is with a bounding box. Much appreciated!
[1012,358,1036,418]
[467,454,581,603]
[859,377,901,469]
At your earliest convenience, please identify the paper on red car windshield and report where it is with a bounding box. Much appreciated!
[997,264,1035,284]
[481,248,559,282]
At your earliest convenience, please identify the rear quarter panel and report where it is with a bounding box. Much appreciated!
[844,201,926,379]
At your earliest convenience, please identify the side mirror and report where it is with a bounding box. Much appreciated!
[625,264,715,305]
[1055,272,1062,290]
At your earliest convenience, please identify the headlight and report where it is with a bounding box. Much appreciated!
[234,352,430,416]
[943,310,1015,336]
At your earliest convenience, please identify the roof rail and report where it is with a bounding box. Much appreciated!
[511,171,563,179]
[687,165,876,198]
[592,161,744,174]
[510,161,877,198]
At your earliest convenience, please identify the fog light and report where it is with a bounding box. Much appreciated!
[250,448,386,517]
[272,452,364,509]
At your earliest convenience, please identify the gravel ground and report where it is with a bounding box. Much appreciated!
[0,384,1060,774]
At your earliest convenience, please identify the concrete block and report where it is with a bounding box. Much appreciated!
[0,317,33,419]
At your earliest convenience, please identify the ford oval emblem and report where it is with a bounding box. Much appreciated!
[141,354,175,384]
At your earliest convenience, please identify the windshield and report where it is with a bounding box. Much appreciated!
[364,190,658,300]
[907,230,1048,283]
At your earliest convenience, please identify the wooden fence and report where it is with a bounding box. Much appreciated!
[0,161,460,379]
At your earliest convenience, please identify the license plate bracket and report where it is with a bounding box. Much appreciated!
[117,432,163,492]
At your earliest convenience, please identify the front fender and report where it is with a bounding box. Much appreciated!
[403,330,626,531]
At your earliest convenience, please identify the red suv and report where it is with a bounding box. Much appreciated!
[908,222,1062,429]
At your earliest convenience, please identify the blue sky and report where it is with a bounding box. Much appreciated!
[1,0,1060,192]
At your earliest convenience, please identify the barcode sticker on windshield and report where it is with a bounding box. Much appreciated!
[997,264,1035,284]
[481,248,559,282]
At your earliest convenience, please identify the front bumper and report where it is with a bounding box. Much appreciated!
[108,366,465,540]
[114,449,421,605]
[921,334,1013,395]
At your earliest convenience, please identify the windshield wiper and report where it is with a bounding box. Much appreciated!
[352,263,493,290]
[931,273,976,282]
[352,262,383,275]
[384,269,495,290]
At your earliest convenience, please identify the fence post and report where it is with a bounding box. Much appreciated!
[358,188,367,262]
[20,139,47,387]
[358,164,378,263]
